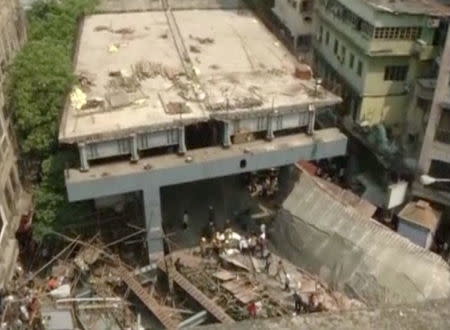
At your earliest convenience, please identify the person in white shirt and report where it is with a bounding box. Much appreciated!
[182,210,189,230]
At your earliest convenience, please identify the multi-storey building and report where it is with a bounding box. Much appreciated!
[307,0,450,211]
[0,0,29,288]
[61,7,347,262]
[413,24,450,208]
[272,0,314,51]
[313,0,450,128]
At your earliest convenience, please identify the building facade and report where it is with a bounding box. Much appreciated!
[313,0,449,128]
[412,24,450,208]
[272,0,314,50]
[0,0,29,288]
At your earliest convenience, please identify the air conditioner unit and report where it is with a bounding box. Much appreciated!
[427,18,440,28]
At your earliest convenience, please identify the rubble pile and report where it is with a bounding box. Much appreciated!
[0,238,148,329]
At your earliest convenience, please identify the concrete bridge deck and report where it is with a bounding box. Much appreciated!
[65,128,347,256]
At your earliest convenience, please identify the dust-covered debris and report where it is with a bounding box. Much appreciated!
[189,34,215,44]
[190,45,201,53]
[94,25,110,32]
[114,27,135,35]
[94,25,135,35]
[166,102,191,115]
[133,60,183,81]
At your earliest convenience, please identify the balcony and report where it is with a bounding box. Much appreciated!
[315,5,436,58]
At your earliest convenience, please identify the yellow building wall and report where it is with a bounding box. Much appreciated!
[359,94,409,126]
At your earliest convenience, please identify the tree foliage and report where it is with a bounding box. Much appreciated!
[9,41,73,155]
[9,0,97,157]
[7,0,98,239]
[34,151,91,239]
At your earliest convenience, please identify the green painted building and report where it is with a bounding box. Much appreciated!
[313,0,450,129]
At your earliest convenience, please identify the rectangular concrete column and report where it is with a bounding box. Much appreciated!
[266,115,275,141]
[308,104,316,135]
[142,187,164,261]
[178,126,187,155]
[78,143,89,172]
[418,25,450,173]
[223,121,232,148]
[130,134,139,162]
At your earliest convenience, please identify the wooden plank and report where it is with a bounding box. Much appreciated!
[213,270,235,282]
[115,265,179,330]
[158,262,235,324]
[221,281,243,294]
[220,255,250,272]
[234,292,257,304]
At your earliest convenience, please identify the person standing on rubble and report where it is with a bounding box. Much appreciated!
[239,236,249,255]
[264,253,271,274]
[182,210,189,230]
[293,291,302,314]
[274,260,286,282]
[247,301,257,319]
[208,205,216,226]
[200,237,208,257]
[248,233,257,256]
[284,273,291,292]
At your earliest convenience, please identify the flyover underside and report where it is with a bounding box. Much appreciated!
[65,128,347,257]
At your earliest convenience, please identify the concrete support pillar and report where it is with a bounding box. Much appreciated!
[142,187,164,261]
[223,121,232,148]
[130,134,139,163]
[307,104,316,136]
[78,143,89,172]
[266,115,275,141]
[178,126,187,155]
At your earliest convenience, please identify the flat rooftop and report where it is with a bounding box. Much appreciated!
[363,0,450,16]
[60,9,340,144]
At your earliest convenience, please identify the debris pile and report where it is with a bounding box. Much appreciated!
[94,25,135,35]
[159,240,364,322]
[0,236,155,329]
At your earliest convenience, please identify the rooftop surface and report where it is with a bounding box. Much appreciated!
[60,9,340,144]
[398,200,441,230]
[363,0,450,16]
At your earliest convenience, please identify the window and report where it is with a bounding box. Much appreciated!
[300,0,312,12]
[324,0,374,38]
[325,31,330,45]
[288,0,297,9]
[297,35,312,48]
[341,45,346,59]
[349,53,355,69]
[384,65,408,81]
[334,39,339,54]
[357,60,363,76]
[374,27,421,40]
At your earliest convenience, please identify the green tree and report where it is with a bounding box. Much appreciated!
[7,0,98,238]
[9,41,73,157]
[8,0,97,158]
[34,151,91,239]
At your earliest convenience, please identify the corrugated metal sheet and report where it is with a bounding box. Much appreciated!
[272,172,450,305]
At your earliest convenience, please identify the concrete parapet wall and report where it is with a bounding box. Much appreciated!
[96,0,245,13]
